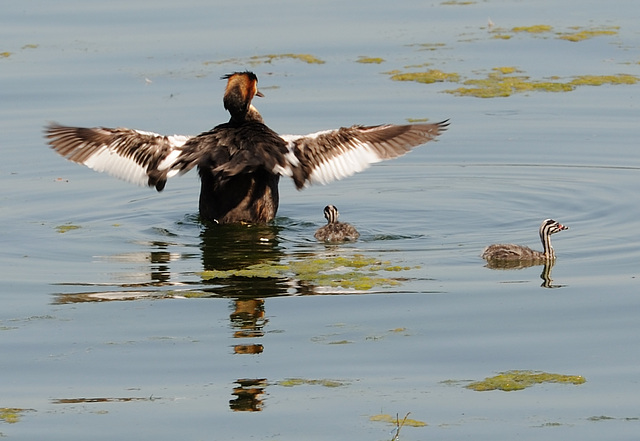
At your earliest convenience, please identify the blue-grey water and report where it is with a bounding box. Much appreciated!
[2,0,640,440]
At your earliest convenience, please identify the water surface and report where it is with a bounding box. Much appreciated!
[2,1,640,440]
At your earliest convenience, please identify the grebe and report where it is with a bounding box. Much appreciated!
[314,205,359,242]
[482,219,569,263]
[45,71,448,224]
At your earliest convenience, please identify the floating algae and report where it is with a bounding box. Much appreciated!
[445,71,573,98]
[492,66,519,75]
[389,69,460,84]
[388,64,639,97]
[558,26,619,42]
[255,53,325,64]
[369,414,427,427]
[442,69,638,98]
[441,0,476,5]
[0,408,32,424]
[55,223,81,233]
[465,370,586,391]
[511,24,553,34]
[410,42,447,51]
[487,23,618,42]
[206,53,325,67]
[277,378,348,388]
[356,56,385,64]
[570,74,638,86]
[200,254,414,291]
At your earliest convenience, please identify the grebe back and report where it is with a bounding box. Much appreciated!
[314,205,360,242]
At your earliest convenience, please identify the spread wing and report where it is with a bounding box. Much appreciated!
[45,123,196,191]
[46,119,449,192]
[281,120,449,189]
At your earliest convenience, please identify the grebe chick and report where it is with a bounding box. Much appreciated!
[482,219,569,262]
[314,205,359,242]
[46,71,448,224]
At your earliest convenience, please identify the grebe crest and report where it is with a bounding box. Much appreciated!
[314,205,360,242]
[482,219,569,263]
[45,71,448,224]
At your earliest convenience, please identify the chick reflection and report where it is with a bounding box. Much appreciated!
[484,259,563,289]
[539,262,564,288]
[148,241,179,284]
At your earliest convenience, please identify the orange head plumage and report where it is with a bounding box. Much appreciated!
[221,71,263,120]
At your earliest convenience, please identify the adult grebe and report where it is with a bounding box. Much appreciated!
[482,219,569,262]
[46,71,448,224]
[314,205,359,242]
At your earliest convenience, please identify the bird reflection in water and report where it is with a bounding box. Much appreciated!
[200,222,287,410]
[483,259,564,289]
[230,378,268,412]
[199,221,285,354]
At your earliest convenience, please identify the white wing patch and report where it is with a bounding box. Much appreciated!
[47,125,194,188]
[165,135,192,149]
[279,121,447,189]
[82,145,150,187]
[308,141,381,186]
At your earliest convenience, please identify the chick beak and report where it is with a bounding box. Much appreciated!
[255,90,264,98]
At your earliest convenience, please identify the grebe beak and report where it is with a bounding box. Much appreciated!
[256,90,264,98]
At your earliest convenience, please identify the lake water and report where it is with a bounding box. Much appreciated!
[2,0,640,440]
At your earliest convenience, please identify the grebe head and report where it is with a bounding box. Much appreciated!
[539,219,569,239]
[221,71,264,120]
[539,219,568,257]
[323,205,339,224]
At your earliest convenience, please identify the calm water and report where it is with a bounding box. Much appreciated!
[2,0,640,440]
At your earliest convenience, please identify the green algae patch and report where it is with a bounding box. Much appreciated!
[486,26,513,40]
[442,69,637,98]
[406,117,431,123]
[588,415,616,421]
[0,408,32,424]
[369,414,427,427]
[570,74,638,86]
[0,52,11,58]
[410,42,447,51]
[327,339,352,345]
[390,69,460,84]
[558,26,619,42]
[200,254,412,291]
[55,223,81,233]
[489,24,618,42]
[200,262,289,280]
[465,370,586,391]
[257,53,325,64]
[277,378,348,388]
[445,72,571,98]
[357,56,385,64]
[441,0,476,4]
[206,53,325,67]
[493,66,519,75]
[512,24,553,34]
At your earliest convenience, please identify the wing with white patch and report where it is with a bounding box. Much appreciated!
[281,120,449,189]
[45,123,194,191]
